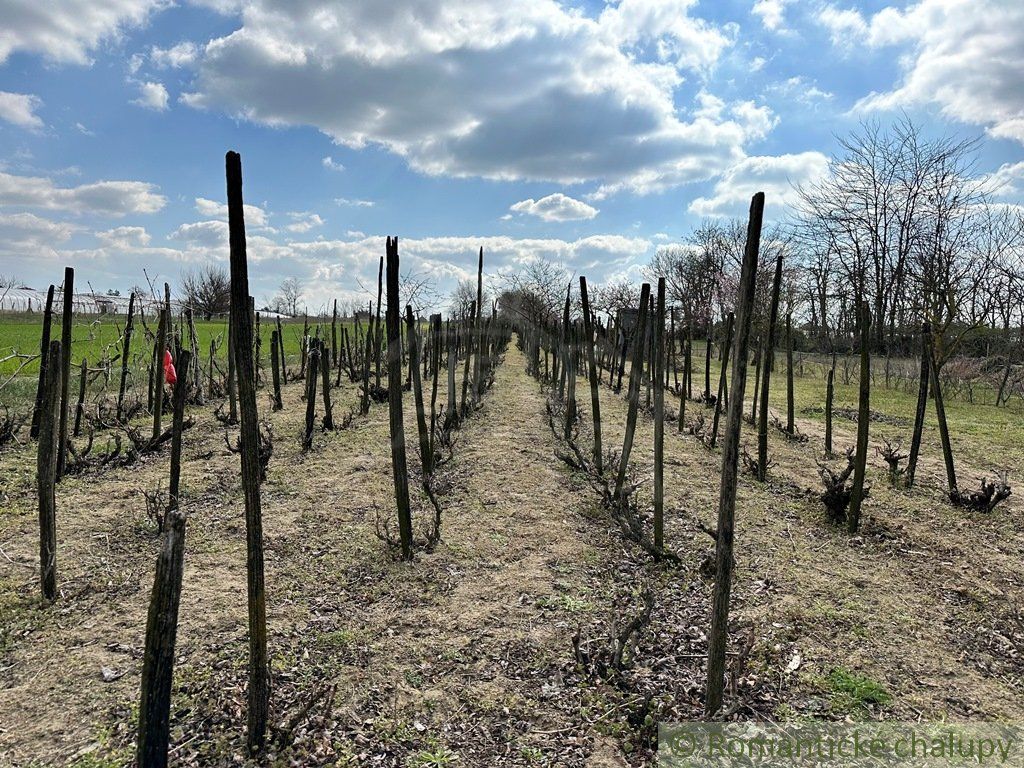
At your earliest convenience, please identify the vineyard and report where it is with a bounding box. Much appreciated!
[0,156,1022,768]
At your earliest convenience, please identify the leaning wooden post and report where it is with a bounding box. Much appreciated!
[73,358,87,437]
[302,344,319,451]
[115,292,136,421]
[136,350,190,768]
[406,306,432,476]
[225,151,269,754]
[785,312,795,434]
[710,312,735,448]
[37,340,62,601]
[653,278,666,551]
[613,283,651,503]
[385,237,414,560]
[319,339,334,430]
[56,267,74,478]
[905,321,930,487]
[31,285,55,439]
[579,277,603,474]
[756,254,784,481]
[930,339,958,495]
[270,330,283,411]
[152,308,168,442]
[848,302,871,533]
[705,191,763,716]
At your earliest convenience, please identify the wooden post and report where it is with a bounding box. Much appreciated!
[848,302,872,533]
[374,256,384,390]
[276,316,288,382]
[56,267,74,478]
[653,278,666,551]
[710,312,735,448]
[825,359,835,456]
[227,310,238,423]
[303,345,319,451]
[472,247,484,405]
[705,192,763,715]
[385,238,414,560]
[73,358,87,437]
[704,321,712,400]
[579,277,603,474]
[446,318,457,427]
[136,350,189,768]
[930,340,958,495]
[331,299,338,370]
[785,312,795,434]
[406,306,432,476]
[614,283,651,503]
[562,286,576,440]
[319,339,333,430]
[270,330,283,411]
[905,321,930,487]
[756,254,784,481]
[31,285,56,439]
[152,308,168,442]
[37,340,61,601]
[225,151,269,754]
[460,303,475,418]
[750,337,762,423]
[361,307,373,415]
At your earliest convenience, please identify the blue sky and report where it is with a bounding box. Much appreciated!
[0,0,1021,313]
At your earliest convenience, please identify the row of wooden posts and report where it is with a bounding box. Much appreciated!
[30,151,512,765]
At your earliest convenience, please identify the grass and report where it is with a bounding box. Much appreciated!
[825,668,892,712]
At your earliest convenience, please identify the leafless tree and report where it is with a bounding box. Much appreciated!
[180,265,231,319]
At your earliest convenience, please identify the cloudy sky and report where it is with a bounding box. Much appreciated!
[0,0,1021,312]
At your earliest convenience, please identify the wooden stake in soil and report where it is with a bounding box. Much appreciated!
[705,191,763,716]
[152,308,168,442]
[73,357,87,437]
[756,254,784,481]
[847,302,871,533]
[318,339,333,430]
[137,350,190,768]
[824,354,835,455]
[56,267,74,478]
[225,151,269,754]
[385,237,414,560]
[37,339,62,601]
[905,321,930,487]
[710,312,735,448]
[472,247,484,405]
[270,330,283,411]
[303,344,319,451]
[579,276,603,474]
[406,306,432,476]
[653,278,666,551]
[785,312,795,433]
[31,284,56,439]
[614,283,651,504]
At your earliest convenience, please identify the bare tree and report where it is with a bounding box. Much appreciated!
[180,265,231,320]
[274,277,303,317]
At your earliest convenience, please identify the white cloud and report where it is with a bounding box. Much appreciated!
[0,170,166,216]
[150,41,198,68]
[767,76,834,107]
[509,193,598,222]
[752,0,793,31]
[74,121,95,136]
[169,219,228,249]
[334,197,375,207]
[981,161,1024,198]
[194,196,269,228]
[132,81,169,111]
[688,151,829,217]
[285,212,325,233]
[0,1,165,65]
[822,0,1024,143]
[0,91,44,130]
[182,0,770,197]
[96,225,150,248]
[0,213,75,257]
[322,156,345,172]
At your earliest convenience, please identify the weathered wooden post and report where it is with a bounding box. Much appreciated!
[73,358,87,437]
[225,151,269,753]
[37,340,62,600]
[562,286,576,440]
[705,192,763,716]
[459,302,475,418]
[785,312,795,434]
[756,254,784,481]
[319,339,334,430]
[579,277,603,474]
[136,351,190,767]
[472,247,484,405]
[428,314,442,459]
[331,299,339,370]
[614,283,651,503]
[446,317,457,427]
[930,339,958,495]
[824,354,835,455]
[905,321,930,486]
[56,267,74,478]
[406,306,432,476]
[848,302,871,533]
[374,256,384,390]
[302,344,319,451]
[31,285,56,439]
[653,278,666,551]
[704,321,713,400]
[227,310,238,423]
[270,330,283,411]
[385,238,414,560]
[710,312,735,448]
[152,308,168,441]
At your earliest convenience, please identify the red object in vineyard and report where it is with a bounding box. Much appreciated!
[163,349,177,386]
